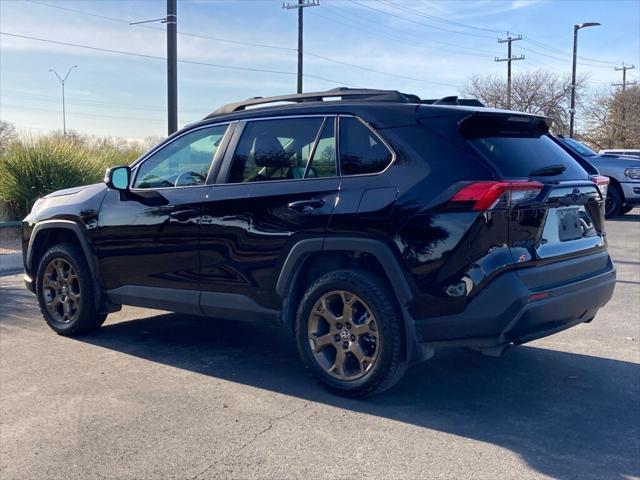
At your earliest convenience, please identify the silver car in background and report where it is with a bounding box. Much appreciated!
[599,149,640,157]
[560,138,640,217]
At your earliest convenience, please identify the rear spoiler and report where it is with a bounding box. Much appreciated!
[459,113,552,139]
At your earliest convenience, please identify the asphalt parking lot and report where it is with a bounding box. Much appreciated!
[1,213,638,480]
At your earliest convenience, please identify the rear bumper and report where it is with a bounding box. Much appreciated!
[414,252,616,348]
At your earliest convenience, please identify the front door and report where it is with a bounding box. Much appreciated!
[199,116,340,315]
[96,123,230,311]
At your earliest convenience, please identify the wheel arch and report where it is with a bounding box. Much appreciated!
[25,220,117,313]
[276,237,414,306]
[277,237,418,362]
[27,220,96,277]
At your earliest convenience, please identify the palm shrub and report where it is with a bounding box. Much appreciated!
[0,135,143,219]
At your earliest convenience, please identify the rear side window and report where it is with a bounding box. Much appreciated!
[339,117,392,175]
[471,135,588,179]
[227,117,329,183]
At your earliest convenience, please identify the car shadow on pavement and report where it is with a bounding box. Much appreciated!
[613,211,640,222]
[75,312,640,480]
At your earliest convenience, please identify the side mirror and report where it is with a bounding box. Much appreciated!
[105,166,131,191]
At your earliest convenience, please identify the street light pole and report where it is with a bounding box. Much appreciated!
[569,22,600,138]
[49,65,78,135]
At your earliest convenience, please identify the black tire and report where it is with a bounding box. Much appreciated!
[36,243,106,335]
[620,205,634,215]
[295,269,407,397]
[605,184,623,218]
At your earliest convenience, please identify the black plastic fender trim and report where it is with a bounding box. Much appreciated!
[26,219,105,311]
[276,236,418,362]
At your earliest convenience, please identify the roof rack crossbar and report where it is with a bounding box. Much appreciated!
[206,87,410,117]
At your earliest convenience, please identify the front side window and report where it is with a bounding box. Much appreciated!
[339,117,392,175]
[134,125,228,189]
[227,117,336,183]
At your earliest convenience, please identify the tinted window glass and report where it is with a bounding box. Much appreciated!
[561,137,597,157]
[339,117,392,175]
[135,125,227,188]
[228,118,323,183]
[471,135,587,179]
[306,118,336,178]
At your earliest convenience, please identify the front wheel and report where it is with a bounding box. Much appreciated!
[295,270,406,397]
[605,185,623,218]
[620,205,634,215]
[36,243,106,335]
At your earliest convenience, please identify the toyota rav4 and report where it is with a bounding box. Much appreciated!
[22,88,616,396]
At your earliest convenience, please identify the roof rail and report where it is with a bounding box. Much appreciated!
[206,87,411,117]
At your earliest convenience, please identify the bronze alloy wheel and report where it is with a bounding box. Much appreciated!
[42,258,81,324]
[307,290,380,380]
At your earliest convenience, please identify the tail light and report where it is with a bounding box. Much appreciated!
[591,175,609,200]
[450,181,543,211]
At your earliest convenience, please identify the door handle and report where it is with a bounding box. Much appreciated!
[170,208,198,221]
[287,199,325,213]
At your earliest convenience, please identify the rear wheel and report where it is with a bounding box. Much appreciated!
[36,243,106,335]
[295,270,406,397]
[605,185,623,218]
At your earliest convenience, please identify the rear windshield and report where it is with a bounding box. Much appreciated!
[470,135,588,179]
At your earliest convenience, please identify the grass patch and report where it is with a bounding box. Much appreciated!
[0,134,143,219]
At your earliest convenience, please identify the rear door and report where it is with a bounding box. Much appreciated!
[462,114,608,269]
[199,115,340,314]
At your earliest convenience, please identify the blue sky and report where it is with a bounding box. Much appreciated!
[1,0,638,139]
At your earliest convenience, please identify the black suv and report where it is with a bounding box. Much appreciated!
[22,88,616,396]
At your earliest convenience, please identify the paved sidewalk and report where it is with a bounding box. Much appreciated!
[0,251,22,274]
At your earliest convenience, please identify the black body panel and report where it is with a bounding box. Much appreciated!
[22,98,615,356]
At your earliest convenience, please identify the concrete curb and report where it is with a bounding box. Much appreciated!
[0,252,23,274]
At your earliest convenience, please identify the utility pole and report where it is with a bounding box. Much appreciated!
[612,63,636,138]
[495,33,524,110]
[130,1,177,135]
[612,63,637,91]
[167,0,178,135]
[49,65,78,135]
[569,22,600,138]
[283,0,319,94]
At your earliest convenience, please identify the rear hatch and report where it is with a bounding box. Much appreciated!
[459,112,610,281]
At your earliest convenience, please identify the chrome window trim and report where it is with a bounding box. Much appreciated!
[215,112,397,185]
[129,122,232,191]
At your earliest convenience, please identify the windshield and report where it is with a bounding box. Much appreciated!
[562,138,597,157]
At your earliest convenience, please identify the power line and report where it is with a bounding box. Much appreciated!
[518,45,613,69]
[348,0,622,67]
[522,37,618,66]
[377,0,504,34]
[1,90,204,114]
[369,0,620,66]
[309,7,491,59]
[25,0,449,87]
[0,102,166,123]
[0,32,355,86]
[351,0,496,39]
